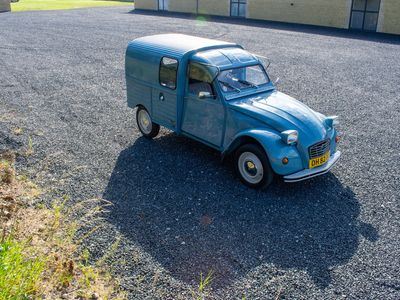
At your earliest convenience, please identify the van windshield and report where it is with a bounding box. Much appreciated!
[217,65,270,93]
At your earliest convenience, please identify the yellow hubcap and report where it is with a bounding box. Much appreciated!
[247,161,255,169]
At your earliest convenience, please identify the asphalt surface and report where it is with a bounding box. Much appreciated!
[1,7,400,300]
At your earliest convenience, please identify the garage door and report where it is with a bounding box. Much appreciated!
[158,0,168,11]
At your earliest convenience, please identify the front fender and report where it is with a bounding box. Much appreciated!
[224,128,304,175]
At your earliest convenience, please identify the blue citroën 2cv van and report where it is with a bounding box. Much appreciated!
[125,34,341,189]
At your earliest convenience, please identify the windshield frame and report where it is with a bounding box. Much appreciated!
[217,63,271,95]
[188,60,221,81]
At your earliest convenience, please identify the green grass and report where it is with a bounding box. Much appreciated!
[0,237,45,300]
[191,270,214,300]
[198,270,213,294]
[0,153,126,299]
[11,0,133,12]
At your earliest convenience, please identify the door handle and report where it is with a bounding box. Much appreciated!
[159,93,165,101]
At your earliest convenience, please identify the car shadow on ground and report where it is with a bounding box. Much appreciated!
[103,133,378,289]
[128,9,400,45]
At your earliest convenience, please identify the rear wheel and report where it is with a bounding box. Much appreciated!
[136,106,160,138]
[234,144,274,189]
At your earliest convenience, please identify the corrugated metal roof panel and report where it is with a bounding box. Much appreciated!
[192,47,258,68]
[127,34,238,58]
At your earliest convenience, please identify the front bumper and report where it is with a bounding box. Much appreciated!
[283,151,341,183]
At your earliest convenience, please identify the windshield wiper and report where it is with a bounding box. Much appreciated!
[237,79,259,88]
[218,80,241,92]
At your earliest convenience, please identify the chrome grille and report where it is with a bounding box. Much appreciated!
[309,139,330,159]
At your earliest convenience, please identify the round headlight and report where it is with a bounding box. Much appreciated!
[281,130,298,145]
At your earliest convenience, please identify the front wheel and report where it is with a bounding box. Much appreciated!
[234,144,274,189]
[136,106,160,139]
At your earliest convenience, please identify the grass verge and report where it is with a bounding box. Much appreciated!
[11,0,133,12]
[0,151,126,300]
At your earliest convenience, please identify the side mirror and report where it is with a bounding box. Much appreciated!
[198,91,213,99]
[274,77,280,85]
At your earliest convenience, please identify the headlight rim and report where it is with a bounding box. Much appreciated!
[281,129,298,145]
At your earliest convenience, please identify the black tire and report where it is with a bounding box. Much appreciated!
[234,143,274,189]
[136,106,160,139]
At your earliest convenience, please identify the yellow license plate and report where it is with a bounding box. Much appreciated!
[309,151,330,169]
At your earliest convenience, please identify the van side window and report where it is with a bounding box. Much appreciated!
[188,62,214,97]
[159,57,178,90]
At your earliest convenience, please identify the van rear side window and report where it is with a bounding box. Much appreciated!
[159,57,178,90]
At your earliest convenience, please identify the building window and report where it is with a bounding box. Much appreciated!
[350,0,381,32]
[159,57,178,90]
[230,0,247,18]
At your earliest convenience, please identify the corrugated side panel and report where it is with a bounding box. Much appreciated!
[127,78,151,110]
[126,50,159,84]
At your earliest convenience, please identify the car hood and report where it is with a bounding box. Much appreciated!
[227,91,327,142]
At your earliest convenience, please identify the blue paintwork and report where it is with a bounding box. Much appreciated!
[191,47,259,69]
[126,34,339,177]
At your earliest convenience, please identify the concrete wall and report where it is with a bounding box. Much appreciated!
[135,0,158,10]
[198,0,230,16]
[248,0,351,29]
[134,0,400,35]
[169,0,196,13]
[377,0,400,35]
[0,0,11,12]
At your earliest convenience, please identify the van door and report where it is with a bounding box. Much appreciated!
[181,62,225,147]
[152,57,177,130]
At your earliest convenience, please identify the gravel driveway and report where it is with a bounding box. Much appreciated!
[1,7,399,300]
